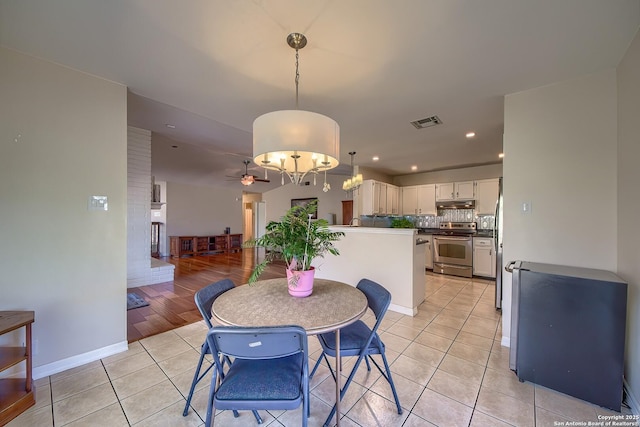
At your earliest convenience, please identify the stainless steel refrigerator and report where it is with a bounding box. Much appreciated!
[508,261,627,411]
[494,177,503,309]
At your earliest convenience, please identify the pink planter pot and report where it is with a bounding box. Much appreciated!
[286,267,315,297]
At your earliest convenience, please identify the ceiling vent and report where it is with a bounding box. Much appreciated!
[410,115,442,129]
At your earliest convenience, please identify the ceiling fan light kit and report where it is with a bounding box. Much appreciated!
[235,159,269,186]
[253,33,340,187]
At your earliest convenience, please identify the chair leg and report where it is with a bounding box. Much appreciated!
[322,353,368,427]
[309,353,324,378]
[183,349,209,416]
[381,352,403,414]
[205,369,218,427]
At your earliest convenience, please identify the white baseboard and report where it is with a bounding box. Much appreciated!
[33,340,128,380]
[388,303,416,316]
[501,335,510,347]
[624,378,640,415]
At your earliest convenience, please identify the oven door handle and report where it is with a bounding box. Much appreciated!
[433,236,471,241]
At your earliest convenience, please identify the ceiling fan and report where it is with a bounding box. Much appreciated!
[229,160,270,186]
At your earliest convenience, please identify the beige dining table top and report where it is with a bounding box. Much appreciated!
[211,278,368,335]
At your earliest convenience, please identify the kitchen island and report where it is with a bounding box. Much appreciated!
[314,226,425,316]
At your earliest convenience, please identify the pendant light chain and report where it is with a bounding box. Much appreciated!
[295,48,300,109]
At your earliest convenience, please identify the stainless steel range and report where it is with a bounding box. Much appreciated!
[433,222,476,278]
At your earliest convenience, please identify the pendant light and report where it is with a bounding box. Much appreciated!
[252,33,340,186]
[342,151,363,192]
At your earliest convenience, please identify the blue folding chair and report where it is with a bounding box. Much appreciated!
[182,279,235,416]
[310,278,402,426]
[205,325,310,427]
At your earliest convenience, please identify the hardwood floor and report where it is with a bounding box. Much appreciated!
[126,250,286,343]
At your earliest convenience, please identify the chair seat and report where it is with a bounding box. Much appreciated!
[317,320,383,356]
[215,353,304,405]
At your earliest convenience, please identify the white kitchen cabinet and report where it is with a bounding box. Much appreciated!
[473,237,496,278]
[401,186,418,215]
[386,184,399,215]
[435,182,454,201]
[361,179,393,215]
[475,178,500,215]
[435,181,475,201]
[417,184,436,215]
[401,184,435,215]
[424,235,433,269]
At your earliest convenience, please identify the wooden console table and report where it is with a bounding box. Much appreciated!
[170,234,243,257]
[0,311,35,426]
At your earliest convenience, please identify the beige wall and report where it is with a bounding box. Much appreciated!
[502,69,618,348]
[0,47,128,375]
[617,28,640,410]
[165,181,245,237]
[261,174,350,224]
[394,163,503,186]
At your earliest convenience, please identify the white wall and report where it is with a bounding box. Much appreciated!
[127,127,152,287]
[502,69,618,346]
[166,181,245,237]
[0,47,128,375]
[617,28,640,412]
[261,174,349,224]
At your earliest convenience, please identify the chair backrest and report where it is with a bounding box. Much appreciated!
[207,325,308,361]
[195,279,235,328]
[356,278,391,322]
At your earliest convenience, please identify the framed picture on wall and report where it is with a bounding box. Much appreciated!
[291,197,318,219]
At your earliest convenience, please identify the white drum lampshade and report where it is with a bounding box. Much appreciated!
[253,109,340,185]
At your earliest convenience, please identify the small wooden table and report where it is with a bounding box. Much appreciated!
[212,278,368,427]
[0,311,35,426]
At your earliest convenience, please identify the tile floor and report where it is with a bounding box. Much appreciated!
[8,274,633,427]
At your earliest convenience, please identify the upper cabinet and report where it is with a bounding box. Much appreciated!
[361,180,398,215]
[386,184,399,215]
[401,186,418,215]
[475,178,500,215]
[401,184,435,215]
[435,181,475,201]
[417,184,436,215]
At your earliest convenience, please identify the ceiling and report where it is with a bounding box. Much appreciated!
[2,1,639,192]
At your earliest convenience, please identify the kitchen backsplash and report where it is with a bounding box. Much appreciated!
[360,210,495,230]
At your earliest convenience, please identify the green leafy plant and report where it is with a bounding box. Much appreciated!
[391,217,415,228]
[243,200,345,285]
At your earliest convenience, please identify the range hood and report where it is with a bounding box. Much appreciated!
[437,200,475,209]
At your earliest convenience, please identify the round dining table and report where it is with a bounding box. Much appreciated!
[211,277,368,427]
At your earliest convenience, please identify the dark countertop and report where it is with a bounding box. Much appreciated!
[417,228,440,235]
[418,228,495,238]
[474,231,495,238]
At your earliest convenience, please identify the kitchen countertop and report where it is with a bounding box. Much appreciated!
[417,228,495,238]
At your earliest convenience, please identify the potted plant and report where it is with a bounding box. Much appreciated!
[243,200,345,297]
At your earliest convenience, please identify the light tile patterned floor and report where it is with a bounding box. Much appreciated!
[7,274,633,426]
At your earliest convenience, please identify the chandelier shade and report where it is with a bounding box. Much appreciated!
[252,33,340,186]
[253,110,339,185]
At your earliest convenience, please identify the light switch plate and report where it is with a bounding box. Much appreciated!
[88,195,108,211]
[521,201,531,214]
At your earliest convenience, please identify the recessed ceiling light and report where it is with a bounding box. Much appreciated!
[372,156,379,161]
[466,132,476,138]
[498,153,504,158]
[411,165,418,171]
[166,124,176,129]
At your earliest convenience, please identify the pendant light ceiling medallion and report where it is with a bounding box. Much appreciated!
[253,33,340,186]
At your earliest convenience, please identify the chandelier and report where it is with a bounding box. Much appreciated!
[342,151,363,192]
[253,33,340,186]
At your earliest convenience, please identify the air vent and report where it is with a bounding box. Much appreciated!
[410,115,442,129]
